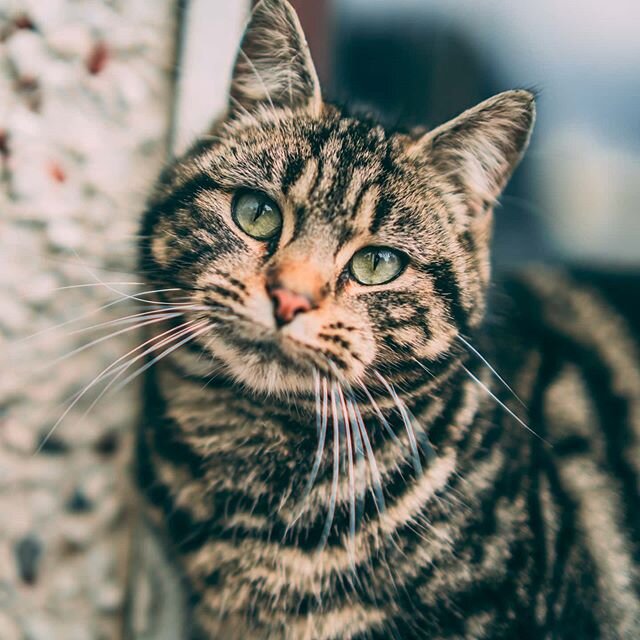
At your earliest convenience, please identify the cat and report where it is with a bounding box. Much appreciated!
[130,0,640,637]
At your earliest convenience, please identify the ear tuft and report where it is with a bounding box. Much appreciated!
[228,0,321,118]
[409,90,536,209]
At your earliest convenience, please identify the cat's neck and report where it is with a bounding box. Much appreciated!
[148,346,491,511]
[157,341,478,448]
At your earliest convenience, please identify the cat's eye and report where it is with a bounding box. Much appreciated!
[232,192,282,240]
[350,246,406,285]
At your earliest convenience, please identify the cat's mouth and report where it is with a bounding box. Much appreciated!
[202,314,338,395]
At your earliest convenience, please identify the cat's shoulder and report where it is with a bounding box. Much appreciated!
[484,265,640,401]
[486,266,640,460]
[489,265,640,341]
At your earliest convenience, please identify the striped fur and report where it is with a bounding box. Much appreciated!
[133,1,640,637]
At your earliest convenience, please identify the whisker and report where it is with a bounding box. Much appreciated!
[314,369,321,437]
[67,308,189,335]
[345,394,366,532]
[123,292,197,306]
[67,318,210,412]
[72,249,190,307]
[103,288,188,306]
[75,320,209,426]
[45,312,186,368]
[36,319,201,453]
[374,371,422,476]
[323,357,402,451]
[66,303,211,336]
[322,357,387,517]
[109,321,211,395]
[350,396,386,515]
[54,281,145,291]
[456,335,526,407]
[199,362,228,392]
[336,382,357,558]
[462,365,548,444]
[57,319,197,410]
[286,375,328,534]
[357,380,402,447]
[317,380,341,553]
[13,286,187,345]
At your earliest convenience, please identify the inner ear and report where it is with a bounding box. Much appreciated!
[228,0,322,118]
[408,90,536,215]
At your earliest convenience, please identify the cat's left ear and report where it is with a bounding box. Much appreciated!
[407,90,536,216]
[228,0,322,118]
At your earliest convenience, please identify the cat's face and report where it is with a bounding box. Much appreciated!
[141,0,534,396]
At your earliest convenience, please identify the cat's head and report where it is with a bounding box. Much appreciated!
[141,0,535,396]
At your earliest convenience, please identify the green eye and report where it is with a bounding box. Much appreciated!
[350,246,406,285]
[232,192,282,240]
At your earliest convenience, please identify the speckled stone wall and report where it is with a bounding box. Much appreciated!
[0,1,175,637]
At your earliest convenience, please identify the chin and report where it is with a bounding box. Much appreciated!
[206,328,320,396]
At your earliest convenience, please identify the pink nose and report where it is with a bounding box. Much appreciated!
[269,287,312,326]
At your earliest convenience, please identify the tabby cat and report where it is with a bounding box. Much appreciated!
[132,0,640,637]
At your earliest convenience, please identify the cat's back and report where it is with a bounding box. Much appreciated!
[490,266,640,638]
[494,266,640,401]
[493,265,640,449]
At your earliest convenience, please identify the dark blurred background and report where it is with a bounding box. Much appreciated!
[290,0,640,270]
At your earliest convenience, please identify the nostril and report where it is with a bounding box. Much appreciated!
[270,287,312,326]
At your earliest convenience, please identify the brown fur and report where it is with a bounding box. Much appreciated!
[130,2,640,638]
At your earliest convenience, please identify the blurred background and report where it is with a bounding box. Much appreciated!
[304,0,640,267]
[0,0,638,637]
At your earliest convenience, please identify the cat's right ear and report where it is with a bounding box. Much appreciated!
[227,0,322,118]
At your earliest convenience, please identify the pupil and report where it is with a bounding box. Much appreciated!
[372,251,380,271]
[252,201,266,223]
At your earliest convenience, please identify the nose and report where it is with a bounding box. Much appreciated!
[269,287,312,326]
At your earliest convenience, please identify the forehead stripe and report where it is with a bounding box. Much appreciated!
[281,155,305,194]
[369,192,393,235]
[367,142,397,234]
[351,182,380,233]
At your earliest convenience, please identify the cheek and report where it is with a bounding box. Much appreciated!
[413,274,458,358]
[391,325,426,348]
[379,276,457,361]
[340,304,378,366]
[151,210,259,283]
[195,253,269,315]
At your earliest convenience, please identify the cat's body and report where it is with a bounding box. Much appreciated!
[134,268,640,639]
[131,1,640,637]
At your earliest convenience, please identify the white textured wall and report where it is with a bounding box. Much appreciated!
[0,1,174,637]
